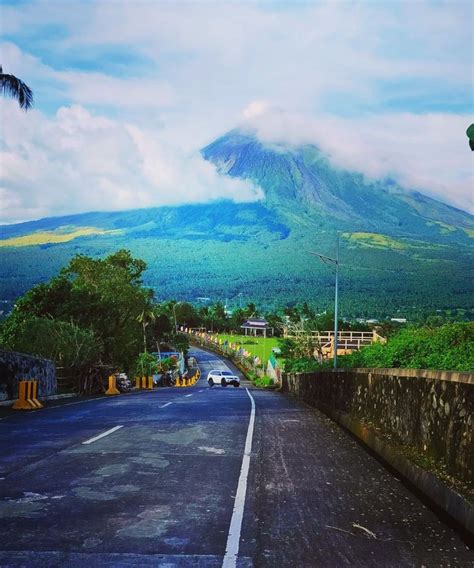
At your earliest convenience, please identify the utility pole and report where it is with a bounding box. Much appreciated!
[310,234,340,369]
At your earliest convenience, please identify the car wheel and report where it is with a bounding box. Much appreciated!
[221,378,227,387]
[233,381,240,387]
[208,378,214,387]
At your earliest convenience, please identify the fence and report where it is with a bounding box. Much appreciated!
[185,329,266,377]
[286,329,385,358]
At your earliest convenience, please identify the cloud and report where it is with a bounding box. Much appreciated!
[242,107,473,213]
[0,1,472,221]
[3,2,471,122]
[0,102,262,224]
[243,101,271,120]
[57,70,177,109]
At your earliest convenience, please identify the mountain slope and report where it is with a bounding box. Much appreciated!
[0,129,472,317]
[202,130,474,241]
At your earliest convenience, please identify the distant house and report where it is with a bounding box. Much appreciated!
[241,318,270,337]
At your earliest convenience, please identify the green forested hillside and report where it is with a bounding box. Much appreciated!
[0,131,473,318]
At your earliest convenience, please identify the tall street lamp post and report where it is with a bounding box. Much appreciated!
[310,235,340,369]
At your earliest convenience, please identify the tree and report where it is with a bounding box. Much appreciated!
[207,302,227,332]
[172,332,190,357]
[150,312,173,344]
[137,306,156,353]
[1,65,33,110]
[4,249,153,371]
[279,318,323,362]
[467,123,474,151]
[1,316,100,369]
[173,302,200,328]
[265,311,284,337]
[244,302,258,318]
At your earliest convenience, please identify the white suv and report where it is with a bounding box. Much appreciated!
[207,370,240,387]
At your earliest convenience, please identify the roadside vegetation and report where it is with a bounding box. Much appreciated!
[1,249,472,394]
[245,371,276,389]
[284,322,474,373]
[0,250,189,393]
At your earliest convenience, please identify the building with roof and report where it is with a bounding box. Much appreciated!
[241,318,270,337]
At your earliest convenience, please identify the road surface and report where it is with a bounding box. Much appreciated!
[0,347,471,567]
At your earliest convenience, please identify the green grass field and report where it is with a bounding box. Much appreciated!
[216,333,280,364]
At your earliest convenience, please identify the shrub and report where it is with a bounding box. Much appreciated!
[284,322,474,372]
[133,352,159,377]
[253,375,275,388]
[338,323,474,371]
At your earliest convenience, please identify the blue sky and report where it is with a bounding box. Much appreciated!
[0,0,472,223]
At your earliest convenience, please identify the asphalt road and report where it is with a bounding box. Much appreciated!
[0,347,471,567]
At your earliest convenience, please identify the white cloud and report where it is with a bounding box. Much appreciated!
[243,107,474,213]
[0,1,472,221]
[57,70,177,109]
[0,102,262,224]
[243,101,271,120]
[4,2,470,124]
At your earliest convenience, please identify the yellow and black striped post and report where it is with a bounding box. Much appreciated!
[12,381,32,410]
[29,380,43,408]
[12,380,43,410]
[105,375,120,395]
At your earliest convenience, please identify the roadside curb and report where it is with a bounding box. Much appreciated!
[0,393,76,407]
[0,387,163,420]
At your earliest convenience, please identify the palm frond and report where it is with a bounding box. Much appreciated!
[0,66,34,110]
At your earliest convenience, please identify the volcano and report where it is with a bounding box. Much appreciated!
[1,129,472,317]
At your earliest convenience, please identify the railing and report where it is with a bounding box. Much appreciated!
[183,329,266,377]
[184,327,385,365]
[285,329,386,357]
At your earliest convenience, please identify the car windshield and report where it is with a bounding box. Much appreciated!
[222,371,233,376]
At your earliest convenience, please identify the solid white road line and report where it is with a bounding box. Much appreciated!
[160,402,173,408]
[222,388,256,568]
[82,425,123,445]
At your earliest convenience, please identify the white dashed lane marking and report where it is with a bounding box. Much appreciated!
[82,425,123,445]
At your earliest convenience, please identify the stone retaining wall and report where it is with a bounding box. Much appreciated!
[282,368,473,483]
[0,349,57,401]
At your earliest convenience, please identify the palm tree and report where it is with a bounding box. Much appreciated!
[1,65,33,110]
[137,306,156,353]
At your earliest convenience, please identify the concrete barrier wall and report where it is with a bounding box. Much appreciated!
[282,368,473,483]
[0,349,57,401]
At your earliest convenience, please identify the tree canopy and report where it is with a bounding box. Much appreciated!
[1,65,33,110]
[0,250,155,376]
